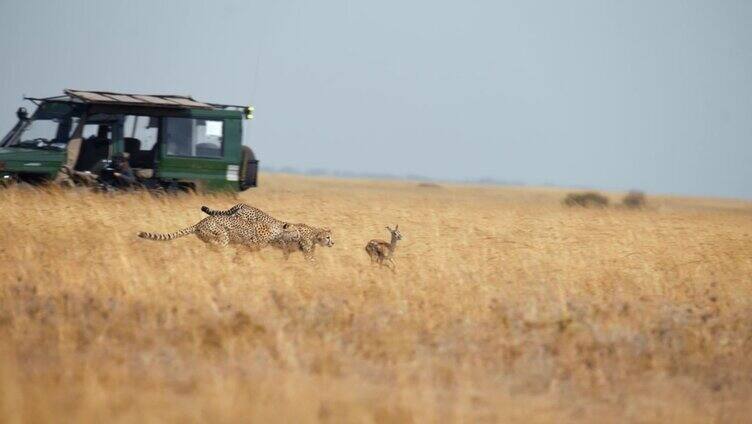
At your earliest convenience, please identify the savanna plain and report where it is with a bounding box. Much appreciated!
[1,173,751,423]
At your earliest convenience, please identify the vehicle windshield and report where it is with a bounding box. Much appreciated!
[6,117,77,150]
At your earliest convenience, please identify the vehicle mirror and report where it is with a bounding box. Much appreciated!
[245,105,254,120]
[16,107,28,121]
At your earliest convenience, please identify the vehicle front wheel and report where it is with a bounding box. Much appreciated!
[0,174,18,187]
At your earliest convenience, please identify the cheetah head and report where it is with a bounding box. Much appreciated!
[316,228,334,247]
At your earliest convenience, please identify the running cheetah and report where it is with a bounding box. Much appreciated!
[270,222,334,261]
[199,203,334,260]
[200,203,301,243]
[138,214,293,250]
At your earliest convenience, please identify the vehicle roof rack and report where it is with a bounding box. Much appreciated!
[24,89,248,111]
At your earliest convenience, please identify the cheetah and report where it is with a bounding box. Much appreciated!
[365,225,402,270]
[199,203,300,242]
[270,222,334,261]
[199,203,333,260]
[137,214,293,250]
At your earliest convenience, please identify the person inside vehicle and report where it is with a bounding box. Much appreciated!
[111,152,136,187]
[61,151,135,188]
[70,124,112,173]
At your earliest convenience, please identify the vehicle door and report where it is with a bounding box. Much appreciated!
[120,115,160,176]
[156,111,237,190]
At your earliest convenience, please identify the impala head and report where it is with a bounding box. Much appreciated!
[386,225,402,241]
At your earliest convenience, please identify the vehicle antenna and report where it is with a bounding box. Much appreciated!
[247,3,279,138]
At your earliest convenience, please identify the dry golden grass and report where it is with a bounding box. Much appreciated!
[1,174,752,423]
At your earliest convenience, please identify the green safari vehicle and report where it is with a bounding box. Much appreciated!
[0,89,258,192]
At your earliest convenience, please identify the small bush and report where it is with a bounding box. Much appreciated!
[622,191,646,209]
[563,191,609,208]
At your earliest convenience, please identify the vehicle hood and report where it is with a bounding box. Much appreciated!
[0,147,64,173]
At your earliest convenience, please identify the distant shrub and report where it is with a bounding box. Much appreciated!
[563,191,609,208]
[417,182,442,188]
[622,190,646,209]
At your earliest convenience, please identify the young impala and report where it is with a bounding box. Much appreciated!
[365,225,402,270]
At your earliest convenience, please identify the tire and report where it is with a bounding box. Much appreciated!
[239,146,259,191]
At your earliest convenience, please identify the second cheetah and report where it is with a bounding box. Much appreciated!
[270,222,334,261]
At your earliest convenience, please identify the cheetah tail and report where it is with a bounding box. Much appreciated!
[138,225,197,241]
[200,205,239,216]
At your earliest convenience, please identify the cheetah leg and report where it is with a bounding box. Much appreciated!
[301,241,316,262]
[242,241,263,251]
[195,227,229,250]
[208,231,230,248]
[234,244,259,262]
[219,232,231,247]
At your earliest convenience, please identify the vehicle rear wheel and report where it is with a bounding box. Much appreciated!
[239,146,259,191]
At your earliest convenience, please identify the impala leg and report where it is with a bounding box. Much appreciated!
[387,258,397,273]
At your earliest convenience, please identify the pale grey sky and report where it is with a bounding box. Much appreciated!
[1,0,750,198]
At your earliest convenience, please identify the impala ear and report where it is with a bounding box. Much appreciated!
[395,224,399,230]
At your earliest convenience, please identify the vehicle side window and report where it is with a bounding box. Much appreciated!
[81,124,110,139]
[163,117,223,158]
[123,115,159,151]
[17,119,59,143]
